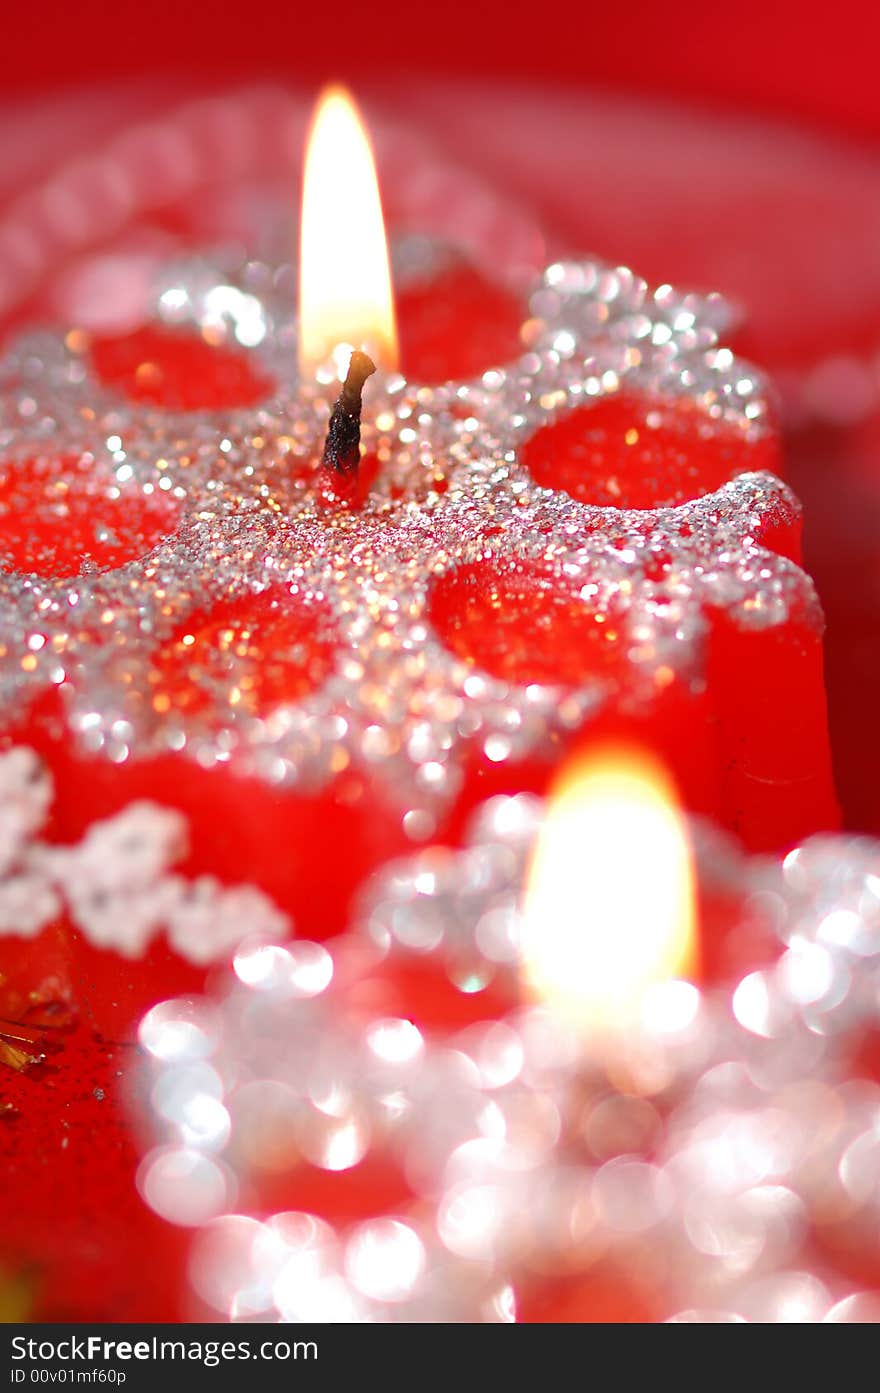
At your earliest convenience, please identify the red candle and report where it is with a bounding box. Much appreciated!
[0,89,836,1055]
[115,752,876,1326]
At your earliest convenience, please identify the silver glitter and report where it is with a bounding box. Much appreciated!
[0,250,814,830]
[135,799,880,1321]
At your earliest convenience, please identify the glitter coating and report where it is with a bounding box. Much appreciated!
[0,251,816,840]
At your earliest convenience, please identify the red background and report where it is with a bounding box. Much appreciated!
[5,0,880,143]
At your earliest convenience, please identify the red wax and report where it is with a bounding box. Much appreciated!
[395,260,526,382]
[521,392,781,510]
[150,590,339,717]
[6,701,414,1039]
[0,1017,189,1321]
[89,325,274,410]
[428,558,632,688]
[425,553,721,826]
[425,508,836,857]
[0,453,179,577]
[706,605,837,850]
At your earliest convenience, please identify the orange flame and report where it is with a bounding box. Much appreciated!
[299,86,398,377]
[522,744,698,1031]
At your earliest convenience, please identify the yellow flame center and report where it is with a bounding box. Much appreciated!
[299,86,398,376]
[522,744,698,1031]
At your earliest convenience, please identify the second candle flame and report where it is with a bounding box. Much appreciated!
[522,744,699,1033]
[299,86,398,378]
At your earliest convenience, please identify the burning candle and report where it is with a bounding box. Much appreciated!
[0,87,837,1052]
[119,757,880,1324]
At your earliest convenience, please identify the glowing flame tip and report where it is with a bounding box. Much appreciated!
[299,86,398,377]
[522,744,698,1032]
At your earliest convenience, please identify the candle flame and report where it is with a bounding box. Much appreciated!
[299,86,398,376]
[522,744,698,1031]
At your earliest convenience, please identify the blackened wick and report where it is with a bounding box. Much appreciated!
[321,349,376,479]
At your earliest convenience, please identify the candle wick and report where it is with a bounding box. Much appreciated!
[321,349,376,480]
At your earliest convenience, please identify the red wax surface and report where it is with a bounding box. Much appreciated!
[428,532,836,858]
[783,416,880,842]
[0,1018,187,1321]
[151,589,339,717]
[0,453,178,577]
[317,450,382,511]
[696,880,785,986]
[429,559,629,687]
[395,261,525,382]
[89,325,274,410]
[706,608,838,851]
[89,265,526,398]
[5,702,415,1040]
[0,924,78,1030]
[521,393,781,509]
